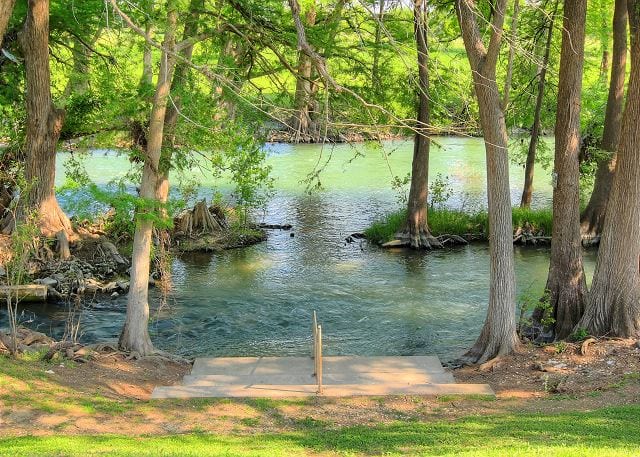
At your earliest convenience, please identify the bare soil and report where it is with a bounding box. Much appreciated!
[1,338,639,437]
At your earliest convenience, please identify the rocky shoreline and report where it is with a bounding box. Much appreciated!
[0,202,271,304]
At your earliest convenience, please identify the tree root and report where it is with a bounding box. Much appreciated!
[382,231,468,249]
[580,337,597,356]
[478,356,502,372]
[174,200,228,237]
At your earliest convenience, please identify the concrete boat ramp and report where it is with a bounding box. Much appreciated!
[151,356,494,399]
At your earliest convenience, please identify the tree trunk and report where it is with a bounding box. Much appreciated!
[0,0,16,49]
[212,35,249,120]
[402,0,440,249]
[140,23,154,88]
[580,0,628,238]
[456,0,519,363]
[577,0,640,337]
[544,0,588,340]
[157,0,202,208]
[63,30,101,98]
[119,2,178,356]
[371,0,385,92]
[520,1,557,208]
[291,3,317,143]
[501,0,520,111]
[4,0,73,238]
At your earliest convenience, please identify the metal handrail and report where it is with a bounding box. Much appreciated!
[312,310,323,394]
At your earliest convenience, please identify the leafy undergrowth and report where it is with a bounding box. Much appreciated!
[2,405,640,456]
[365,207,553,245]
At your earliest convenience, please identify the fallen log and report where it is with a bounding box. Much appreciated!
[0,284,48,302]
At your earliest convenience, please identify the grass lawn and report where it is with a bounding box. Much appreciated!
[2,404,640,456]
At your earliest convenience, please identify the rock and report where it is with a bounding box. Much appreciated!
[101,241,128,265]
[111,291,120,299]
[44,369,55,374]
[22,330,52,346]
[35,277,58,287]
[0,265,5,277]
[116,281,129,292]
[65,348,75,359]
[635,340,640,350]
[102,281,118,293]
[84,278,103,293]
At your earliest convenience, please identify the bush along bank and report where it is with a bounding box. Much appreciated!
[365,207,553,247]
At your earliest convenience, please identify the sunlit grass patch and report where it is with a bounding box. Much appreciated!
[1,405,639,456]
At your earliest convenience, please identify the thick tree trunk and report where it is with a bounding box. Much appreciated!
[402,0,440,249]
[577,0,640,337]
[3,0,73,238]
[545,0,588,340]
[119,2,178,356]
[501,0,520,111]
[520,2,557,208]
[291,4,318,143]
[0,0,16,49]
[456,0,518,363]
[580,0,628,238]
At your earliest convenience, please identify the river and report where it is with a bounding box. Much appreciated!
[3,137,597,361]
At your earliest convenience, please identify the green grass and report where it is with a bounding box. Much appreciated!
[364,207,553,245]
[2,405,640,456]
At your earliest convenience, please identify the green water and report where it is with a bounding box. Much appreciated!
[9,137,596,361]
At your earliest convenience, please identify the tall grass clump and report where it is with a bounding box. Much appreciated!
[365,207,554,245]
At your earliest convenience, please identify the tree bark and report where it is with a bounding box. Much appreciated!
[119,1,178,356]
[580,0,628,238]
[456,0,519,363]
[520,1,557,208]
[577,0,640,337]
[0,0,16,49]
[402,0,441,249]
[157,0,202,208]
[3,0,73,238]
[371,0,386,92]
[545,0,588,340]
[502,0,520,111]
[140,23,154,88]
[291,3,318,143]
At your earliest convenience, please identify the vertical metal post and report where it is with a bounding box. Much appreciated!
[316,324,323,394]
[312,310,317,359]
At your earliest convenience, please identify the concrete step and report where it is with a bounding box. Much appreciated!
[182,371,456,386]
[151,382,494,399]
[191,356,445,376]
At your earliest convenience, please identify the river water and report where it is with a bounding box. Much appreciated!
[4,137,597,361]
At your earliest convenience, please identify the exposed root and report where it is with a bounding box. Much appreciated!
[383,230,468,249]
[580,337,597,356]
[174,200,228,237]
[478,356,502,372]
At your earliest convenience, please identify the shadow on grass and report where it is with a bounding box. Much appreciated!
[2,405,639,456]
